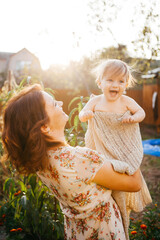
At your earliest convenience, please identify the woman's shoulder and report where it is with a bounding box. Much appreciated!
[47,145,103,161]
[47,145,86,157]
[47,145,75,156]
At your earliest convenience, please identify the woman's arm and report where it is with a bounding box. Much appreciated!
[92,161,142,192]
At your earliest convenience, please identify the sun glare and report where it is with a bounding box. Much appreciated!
[1,0,158,70]
[36,31,82,70]
[1,0,89,70]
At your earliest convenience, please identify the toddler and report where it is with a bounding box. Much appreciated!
[79,59,152,239]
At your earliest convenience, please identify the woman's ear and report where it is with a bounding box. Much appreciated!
[41,125,50,134]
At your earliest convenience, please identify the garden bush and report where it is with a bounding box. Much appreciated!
[0,79,64,239]
[129,203,160,239]
[0,175,64,240]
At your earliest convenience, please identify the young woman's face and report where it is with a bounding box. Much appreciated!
[42,91,69,130]
[99,72,127,102]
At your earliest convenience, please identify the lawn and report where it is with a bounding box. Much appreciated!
[130,124,160,218]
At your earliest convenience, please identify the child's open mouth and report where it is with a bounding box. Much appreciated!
[109,90,118,97]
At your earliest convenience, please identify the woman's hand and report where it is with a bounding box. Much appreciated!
[92,162,142,192]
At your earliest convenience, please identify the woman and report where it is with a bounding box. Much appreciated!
[2,84,142,240]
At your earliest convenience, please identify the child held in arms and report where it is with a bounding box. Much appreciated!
[79,59,152,239]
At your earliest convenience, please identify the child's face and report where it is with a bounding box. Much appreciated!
[99,73,127,102]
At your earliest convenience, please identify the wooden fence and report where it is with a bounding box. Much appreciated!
[0,83,159,131]
[53,85,159,130]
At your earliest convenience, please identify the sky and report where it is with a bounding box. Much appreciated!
[0,0,159,69]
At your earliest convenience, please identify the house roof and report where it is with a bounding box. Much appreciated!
[141,74,156,79]
[141,67,160,79]
[148,67,160,74]
[0,48,41,70]
[0,52,15,60]
[0,48,39,61]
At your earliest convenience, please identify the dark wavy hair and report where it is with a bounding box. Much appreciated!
[2,84,63,174]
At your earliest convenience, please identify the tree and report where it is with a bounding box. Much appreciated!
[130,0,160,60]
[87,0,160,61]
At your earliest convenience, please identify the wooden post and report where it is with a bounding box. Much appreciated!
[8,70,12,91]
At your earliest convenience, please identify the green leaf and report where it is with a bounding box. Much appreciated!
[68,108,78,126]
[44,88,55,99]
[78,102,83,112]
[18,180,27,192]
[18,78,27,88]
[28,175,37,193]
[3,178,15,194]
[74,115,79,131]
[68,96,81,110]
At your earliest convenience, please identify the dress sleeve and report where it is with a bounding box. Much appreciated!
[74,146,105,183]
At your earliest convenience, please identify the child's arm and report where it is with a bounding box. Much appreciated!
[79,95,99,122]
[122,96,145,123]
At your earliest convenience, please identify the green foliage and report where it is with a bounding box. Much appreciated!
[0,174,64,240]
[131,0,160,60]
[65,96,89,147]
[129,203,160,240]
[0,79,64,239]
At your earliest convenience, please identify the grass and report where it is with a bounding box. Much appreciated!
[140,124,160,203]
[130,124,160,221]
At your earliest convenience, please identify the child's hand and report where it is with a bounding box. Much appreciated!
[121,115,135,123]
[79,110,94,122]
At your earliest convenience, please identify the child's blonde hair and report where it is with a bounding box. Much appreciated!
[94,59,136,88]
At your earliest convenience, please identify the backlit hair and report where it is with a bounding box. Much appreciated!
[2,84,64,174]
[94,59,136,88]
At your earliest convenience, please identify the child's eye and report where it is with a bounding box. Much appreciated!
[120,80,124,83]
[107,79,113,82]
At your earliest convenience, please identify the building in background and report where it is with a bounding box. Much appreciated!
[0,48,41,87]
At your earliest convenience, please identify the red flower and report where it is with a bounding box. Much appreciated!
[14,190,21,196]
[10,229,17,232]
[140,224,147,230]
[131,231,137,235]
[17,228,23,232]
[2,214,6,218]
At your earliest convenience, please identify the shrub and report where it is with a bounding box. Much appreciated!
[0,79,64,239]
[129,203,160,240]
[0,174,64,240]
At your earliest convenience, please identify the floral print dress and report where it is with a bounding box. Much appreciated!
[37,146,126,240]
